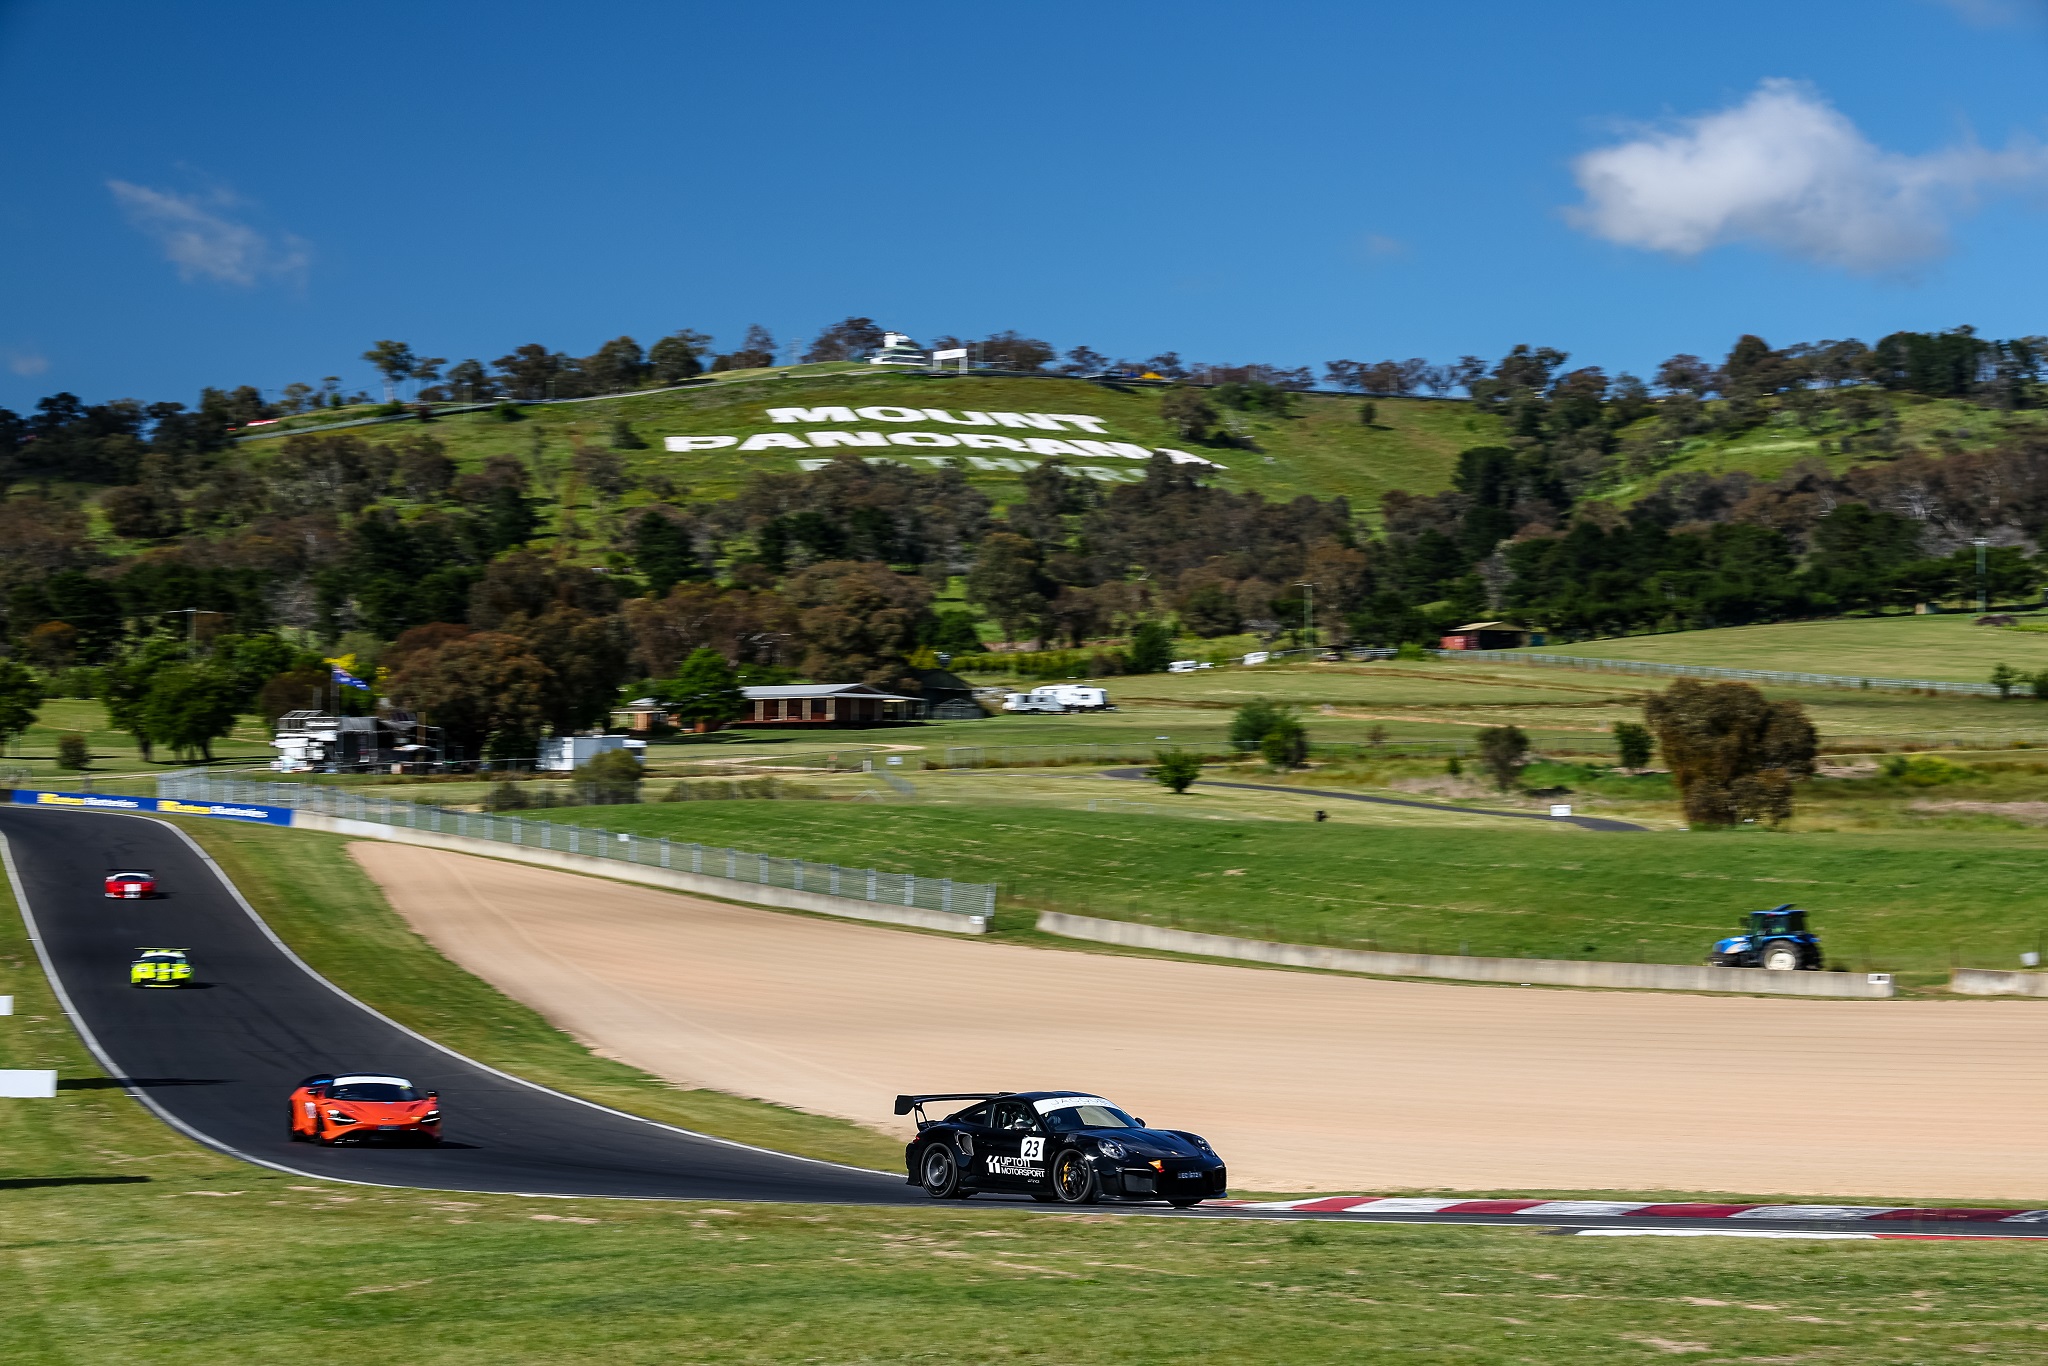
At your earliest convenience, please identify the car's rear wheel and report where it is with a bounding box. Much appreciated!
[1052,1149,1100,1205]
[1761,944,1801,971]
[287,1108,304,1142]
[920,1143,970,1199]
[1168,1197,1203,1209]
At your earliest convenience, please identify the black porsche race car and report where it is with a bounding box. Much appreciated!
[896,1091,1228,1207]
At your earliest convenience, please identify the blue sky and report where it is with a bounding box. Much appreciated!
[3,0,2047,411]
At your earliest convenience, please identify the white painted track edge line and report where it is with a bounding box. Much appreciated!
[144,814,903,1182]
[0,832,384,1190]
[1,813,900,1200]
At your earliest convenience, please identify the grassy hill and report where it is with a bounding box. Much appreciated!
[243,366,1501,514]
[1526,612,2048,685]
[1599,394,2048,507]
[243,370,2048,525]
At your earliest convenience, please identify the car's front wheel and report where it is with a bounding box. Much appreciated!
[1051,1149,1100,1205]
[921,1143,971,1199]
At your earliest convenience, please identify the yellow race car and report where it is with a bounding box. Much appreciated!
[130,948,193,988]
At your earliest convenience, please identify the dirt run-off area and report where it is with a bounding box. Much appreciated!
[354,843,2048,1200]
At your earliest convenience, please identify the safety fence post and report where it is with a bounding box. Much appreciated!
[942,879,952,915]
[794,858,805,892]
[830,865,841,896]
[867,868,877,901]
[660,839,670,868]
[906,874,917,907]
[692,845,703,874]
[726,850,737,880]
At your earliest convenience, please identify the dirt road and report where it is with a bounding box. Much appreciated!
[354,843,2048,1199]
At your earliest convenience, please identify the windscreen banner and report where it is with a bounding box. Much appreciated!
[7,789,295,826]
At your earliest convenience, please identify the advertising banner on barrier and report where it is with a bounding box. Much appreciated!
[7,789,295,826]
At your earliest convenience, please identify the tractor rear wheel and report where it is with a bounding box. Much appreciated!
[1760,943,1802,971]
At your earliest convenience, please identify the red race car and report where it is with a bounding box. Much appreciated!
[288,1073,442,1146]
[104,869,156,900]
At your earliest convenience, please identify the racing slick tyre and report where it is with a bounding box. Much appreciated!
[1760,944,1802,972]
[1168,1197,1204,1209]
[287,1110,304,1142]
[920,1144,972,1199]
[1051,1149,1101,1205]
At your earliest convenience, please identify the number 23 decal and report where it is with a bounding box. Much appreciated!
[1022,1136,1044,1161]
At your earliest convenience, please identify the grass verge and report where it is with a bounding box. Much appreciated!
[534,798,2048,976]
[160,816,903,1171]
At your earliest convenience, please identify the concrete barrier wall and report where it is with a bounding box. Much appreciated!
[294,813,987,935]
[1951,968,2048,998]
[1035,912,1896,998]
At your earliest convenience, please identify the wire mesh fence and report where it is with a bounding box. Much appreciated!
[158,774,994,922]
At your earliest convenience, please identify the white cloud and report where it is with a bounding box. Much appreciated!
[108,180,309,286]
[1930,0,2044,28]
[1566,79,2048,273]
[7,352,48,377]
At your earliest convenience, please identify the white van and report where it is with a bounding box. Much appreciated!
[1167,660,1212,674]
[1001,692,1066,714]
[1031,684,1111,711]
[1241,651,1271,666]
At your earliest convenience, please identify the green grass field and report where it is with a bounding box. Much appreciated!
[3,698,273,781]
[12,819,2048,1359]
[531,794,2048,978]
[9,815,2048,1360]
[1527,611,2048,685]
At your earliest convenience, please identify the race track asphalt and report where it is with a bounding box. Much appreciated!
[0,804,919,1204]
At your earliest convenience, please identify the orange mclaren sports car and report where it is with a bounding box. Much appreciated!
[288,1073,441,1146]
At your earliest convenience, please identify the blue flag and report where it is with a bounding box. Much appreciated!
[331,664,370,691]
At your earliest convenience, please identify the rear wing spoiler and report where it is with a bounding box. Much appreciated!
[894,1092,1005,1126]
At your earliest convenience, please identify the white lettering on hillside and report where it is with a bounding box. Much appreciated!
[795,456,1147,482]
[765,406,858,424]
[671,404,1228,473]
[768,406,1103,431]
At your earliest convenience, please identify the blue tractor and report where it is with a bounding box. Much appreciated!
[1707,905,1822,971]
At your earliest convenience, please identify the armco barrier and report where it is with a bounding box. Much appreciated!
[1950,968,2048,998]
[1035,912,1896,998]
